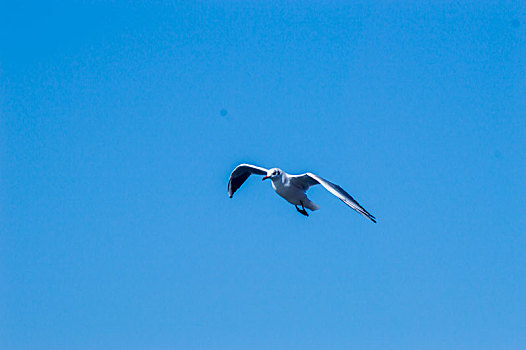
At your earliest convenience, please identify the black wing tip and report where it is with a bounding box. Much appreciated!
[366,212,376,223]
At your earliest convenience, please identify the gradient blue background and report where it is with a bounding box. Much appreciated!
[1,1,525,349]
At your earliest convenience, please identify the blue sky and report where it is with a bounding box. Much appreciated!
[1,1,525,349]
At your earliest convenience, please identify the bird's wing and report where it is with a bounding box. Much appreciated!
[228,163,268,198]
[290,173,376,223]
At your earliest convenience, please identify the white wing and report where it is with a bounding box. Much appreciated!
[228,163,268,198]
[290,173,376,223]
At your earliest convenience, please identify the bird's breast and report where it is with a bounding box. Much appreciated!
[271,179,305,204]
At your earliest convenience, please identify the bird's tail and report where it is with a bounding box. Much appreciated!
[305,201,320,211]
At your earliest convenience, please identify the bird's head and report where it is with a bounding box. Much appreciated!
[262,168,282,181]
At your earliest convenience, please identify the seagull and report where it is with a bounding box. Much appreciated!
[228,164,376,222]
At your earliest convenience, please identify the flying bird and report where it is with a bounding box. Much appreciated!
[228,164,376,222]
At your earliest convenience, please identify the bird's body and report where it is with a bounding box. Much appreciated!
[270,172,320,211]
[228,163,375,222]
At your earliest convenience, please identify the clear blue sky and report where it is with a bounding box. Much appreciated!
[1,1,525,349]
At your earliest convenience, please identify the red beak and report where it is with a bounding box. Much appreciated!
[262,175,269,181]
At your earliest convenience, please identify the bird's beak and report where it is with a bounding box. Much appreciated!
[262,175,269,181]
